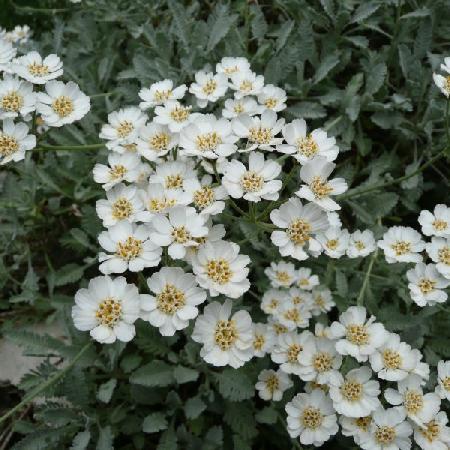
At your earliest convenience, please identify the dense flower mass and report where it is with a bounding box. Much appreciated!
[67,56,450,449]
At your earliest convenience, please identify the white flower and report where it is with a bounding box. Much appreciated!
[369,333,429,382]
[149,158,197,190]
[154,100,195,133]
[256,369,292,401]
[189,71,228,107]
[286,287,314,309]
[216,56,251,76]
[0,119,35,165]
[192,299,253,368]
[184,222,226,263]
[0,75,35,119]
[329,366,381,418]
[179,114,238,159]
[406,263,449,306]
[267,316,290,337]
[285,390,339,447]
[232,109,284,151]
[265,261,298,288]
[257,84,287,112]
[270,197,329,261]
[229,70,264,98]
[277,119,339,165]
[138,79,187,109]
[99,107,147,151]
[183,175,227,216]
[425,237,450,279]
[276,299,312,330]
[311,288,335,316]
[222,97,261,118]
[384,375,440,427]
[191,240,250,298]
[297,336,342,384]
[295,156,347,211]
[328,306,388,362]
[436,360,450,400]
[8,25,32,44]
[98,221,161,274]
[96,183,143,226]
[317,227,350,258]
[93,152,143,190]
[433,58,450,97]
[0,38,16,71]
[347,230,377,258]
[261,288,287,316]
[296,267,319,290]
[140,267,206,336]
[252,323,276,357]
[271,330,314,376]
[36,80,90,127]
[327,211,342,228]
[413,411,450,450]
[149,206,208,259]
[378,226,425,264]
[12,51,63,84]
[71,276,140,344]
[340,415,373,447]
[136,122,178,161]
[359,406,412,450]
[418,204,450,238]
[221,151,282,202]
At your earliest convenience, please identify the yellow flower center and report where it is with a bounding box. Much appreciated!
[420,420,440,443]
[165,173,183,189]
[273,323,288,335]
[283,308,301,324]
[202,79,217,95]
[0,133,19,157]
[355,240,366,250]
[196,132,222,151]
[1,91,23,112]
[206,258,232,284]
[264,98,278,109]
[268,299,279,311]
[52,95,74,118]
[149,132,170,151]
[346,324,369,345]
[156,283,186,315]
[224,66,238,74]
[296,135,318,157]
[116,236,143,260]
[313,352,333,373]
[171,226,191,244]
[391,240,411,256]
[253,334,265,351]
[95,297,122,327]
[111,197,133,220]
[326,239,339,250]
[193,186,215,210]
[375,426,396,445]
[433,219,448,231]
[310,176,333,199]
[298,278,309,287]
[355,417,372,432]
[275,271,291,285]
[239,80,253,92]
[27,62,49,77]
[287,219,312,245]
[442,376,450,391]
[314,295,325,309]
[123,143,137,152]
[233,102,244,114]
[240,171,264,192]
[287,343,302,362]
[382,349,402,369]
[301,407,323,429]
[340,380,363,402]
[214,320,237,350]
[404,390,423,414]
[109,164,127,180]
[170,105,191,123]
[148,198,174,212]
[439,247,450,265]
[154,89,172,102]
[266,374,280,394]
[248,126,272,144]
[117,121,134,138]
[418,278,436,294]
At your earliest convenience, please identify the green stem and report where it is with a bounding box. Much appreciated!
[35,144,104,151]
[0,342,92,425]
[356,250,378,306]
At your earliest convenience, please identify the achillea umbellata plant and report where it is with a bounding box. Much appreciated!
[1,1,450,449]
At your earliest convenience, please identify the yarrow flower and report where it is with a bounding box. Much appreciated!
[378,226,425,264]
[255,369,292,401]
[138,79,187,109]
[12,51,63,84]
[433,57,450,97]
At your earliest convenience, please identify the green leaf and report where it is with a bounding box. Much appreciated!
[54,263,85,287]
[275,20,294,53]
[130,360,174,387]
[255,407,278,424]
[287,102,327,119]
[168,0,190,48]
[157,429,178,450]
[173,365,199,384]
[96,426,113,450]
[366,63,387,95]
[70,431,91,450]
[143,412,168,433]
[335,270,348,297]
[224,403,257,440]
[97,379,117,403]
[400,7,430,19]
[207,5,238,51]
[184,396,207,419]
[350,2,380,23]
[251,5,268,43]
[313,53,340,84]
[214,369,254,401]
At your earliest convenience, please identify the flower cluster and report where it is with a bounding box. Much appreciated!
[0,25,32,45]
[0,33,90,164]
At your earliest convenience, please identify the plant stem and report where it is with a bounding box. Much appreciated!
[356,250,378,306]
[35,144,104,151]
[0,342,92,425]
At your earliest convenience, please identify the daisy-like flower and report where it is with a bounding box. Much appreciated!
[222,97,261,119]
[8,25,32,44]
[257,84,287,112]
[0,75,35,119]
[328,306,388,363]
[0,38,16,71]
[285,390,339,447]
[96,183,143,227]
[136,122,178,161]
[71,276,140,344]
[252,323,276,357]
[433,58,450,97]
[317,227,350,258]
[154,100,195,133]
[140,267,206,336]
[329,366,381,418]
[216,56,251,76]
[261,288,287,316]
[295,156,348,211]
[98,221,162,274]
[270,197,329,261]
[311,288,335,316]
[406,263,449,307]
[286,287,314,309]
[221,151,282,202]
[183,176,226,217]
[297,336,342,384]
[99,107,147,151]
[384,375,440,427]
[271,330,314,376]
[378,226,425,264]
[138,79,187,109]
[369,333,429,382]
[12,51,63,84]
[276,299,312,330]
[277,119,339,165]
[229,70,264,98]
[340,415,373,447]
[189,71,228,107]
[256,369,293,401]
[267,317,290,337]
[426,237,450,279]
[191,240,250,298]
[436,360,450,400]
[179,114,238,159]
[296,267,319,290]
[359,406,412,450]
[418,204,450,238]
[347,230,377,258]
[149,206,208,259]
[265,261,298,288]
[192,299,253,368]
[149,158,197,190]
[93,152,143,190]
[0,119,36,165]
[413,411,450,450]
[184,221,226,263]
[232,109,284,151]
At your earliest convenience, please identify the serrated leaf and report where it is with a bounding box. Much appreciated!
[143,412,168,433]
[97,379,117,403]
[54,263,85,286]
[184,396,206,419]
[350,2,380,23]
[157,429,178,450]
[130,360,174,387]
[255,407,278,424]
[275,20,294,53]
[96,426,113,450]
[366,62,387,95]
[214,369,254,401]
[207,5,238,51]
[400,7,430,19]
[173,366,199,384]
[70,431,91,450]
[313,53,340,84]
[287,102,327,119]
